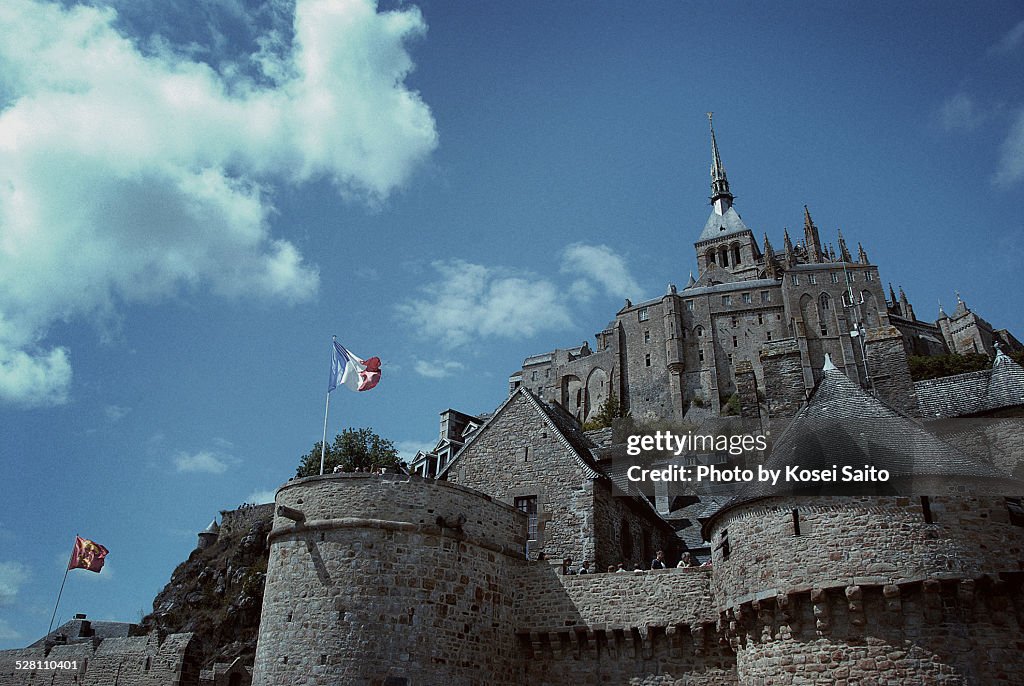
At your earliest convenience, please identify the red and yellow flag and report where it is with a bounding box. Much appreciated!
[68,536,108,573]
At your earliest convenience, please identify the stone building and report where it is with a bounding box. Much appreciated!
[510,116,1021,422]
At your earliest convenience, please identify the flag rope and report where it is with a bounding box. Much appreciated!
[47,535,75,639]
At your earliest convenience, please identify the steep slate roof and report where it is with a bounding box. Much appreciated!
[915,347,1024,418]
[697,206,751,243]
[704,356,1024,536]
[438,387,603,480]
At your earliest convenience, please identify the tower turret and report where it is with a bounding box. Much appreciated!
[837,229,852,263]
[783,228,796,267]
[857,242,869,265]
[803,205,823,263]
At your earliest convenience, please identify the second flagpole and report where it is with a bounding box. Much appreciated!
[320,336,336,475]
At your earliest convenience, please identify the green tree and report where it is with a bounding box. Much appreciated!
[295,427,404,477]
[582,394,628,431]
[908,353,991,381]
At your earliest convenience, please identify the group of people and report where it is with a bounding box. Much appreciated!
[552,550,707,575]
[332,465,391,474]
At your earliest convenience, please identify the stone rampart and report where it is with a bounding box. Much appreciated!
[252,473,529,686]
[721,575,1024,685]
[218,503,274,539]
[708,495,1024,610]
[0,632,199,686]
[514,565,735,685]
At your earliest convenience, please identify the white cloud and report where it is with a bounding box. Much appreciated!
[414,359,465,379]
[989,19,1024,55]
[938,93,985,132]
[396,260,574,348]
[174,450,235,474]
[0,561,28,605]
[104,404,131,422]
[245,488,276,505]
[995,107,1024,186]
[561,243,642,301]
[0,0,437,406]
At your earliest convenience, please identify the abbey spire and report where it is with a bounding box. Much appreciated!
[708,112,734,215]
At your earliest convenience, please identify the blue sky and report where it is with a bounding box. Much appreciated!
[1,0,1023,648]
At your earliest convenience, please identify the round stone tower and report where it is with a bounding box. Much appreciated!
[251,473,528,686]
[703,360,1024,684]
[196,518,219,550]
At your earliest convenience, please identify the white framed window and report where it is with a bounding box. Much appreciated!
[638,306,649,321]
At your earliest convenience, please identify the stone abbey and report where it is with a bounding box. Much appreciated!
[505,115,1021,424]
[4,120,1024,686]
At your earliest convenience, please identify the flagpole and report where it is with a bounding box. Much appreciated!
[320,336,337,476]
[47,537,75,639]
[320,391,331,476]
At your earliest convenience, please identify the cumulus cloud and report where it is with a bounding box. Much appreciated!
[938,93,986,132]
[995,107,1024,186]
[396,260,574,348]
[989,19,1024,55]
[0,561,28,606]
[246,488,276,505]
[561,243,641,301]
[0,0,437,406]
[413,359,465,378]
[174,449,236,474]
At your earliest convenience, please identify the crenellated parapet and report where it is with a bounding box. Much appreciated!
[715,574,1024,684]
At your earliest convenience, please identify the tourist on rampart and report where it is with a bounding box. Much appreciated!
[577,561,591,574]
[678,552,696,568]
[650,550,667,569]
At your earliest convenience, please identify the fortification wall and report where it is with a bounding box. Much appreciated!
[218,503,274,539]
[0,632,199,686]
[512,562,736,685]
[252,473,529,686]
[708,495,1024,610]
[723,576,1024,685]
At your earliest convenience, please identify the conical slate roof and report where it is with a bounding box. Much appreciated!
[200,519,220,535]
[987,345,1024,410]
[705,356,1023,532]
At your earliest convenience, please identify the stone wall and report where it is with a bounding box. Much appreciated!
[252,473,529,686]
[0,632,200,686]
[707,495,1024,610]
[592,483,680,572]
[218,503,274,539]
[865,325,920,417]
[725,576,1024,685]
[760,339,805,419]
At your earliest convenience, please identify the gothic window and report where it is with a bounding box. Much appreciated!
[732,244,741,265]
[638,307,649,322]
[705,249,716,268]
[515,496,539,541]
[819,293,831,311]
[719,246,729,266]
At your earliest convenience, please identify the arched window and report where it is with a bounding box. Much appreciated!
[705,249,716,268]
[718,246,729,267]
[695,325,704,337]
[819,293,831,311]
[732,243,741,265]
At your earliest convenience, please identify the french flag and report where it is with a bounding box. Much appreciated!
[328,340,381,393]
